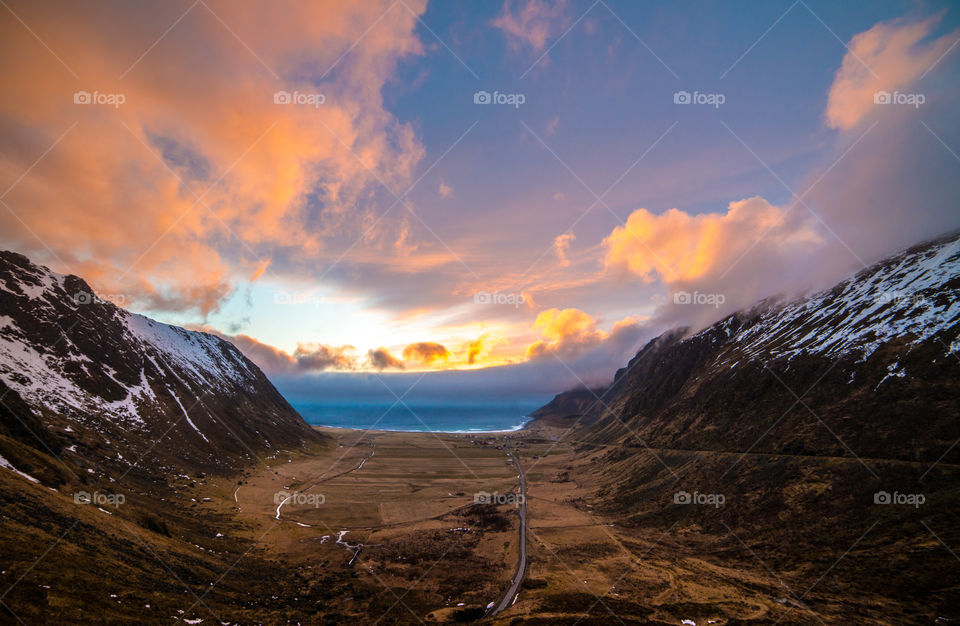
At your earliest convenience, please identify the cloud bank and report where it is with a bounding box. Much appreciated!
[603,13,960,336]
[0,0,428,315]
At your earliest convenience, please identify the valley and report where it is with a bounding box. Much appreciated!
[2,408,959,624]
[1,238,959,624]
[256,422,957,625]
[3,1,960,622]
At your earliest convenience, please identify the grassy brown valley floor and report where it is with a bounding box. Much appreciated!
[2,423,958,624]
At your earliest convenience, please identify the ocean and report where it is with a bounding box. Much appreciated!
[292,401,539,433]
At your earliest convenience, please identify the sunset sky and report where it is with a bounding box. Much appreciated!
[1,0,958,397]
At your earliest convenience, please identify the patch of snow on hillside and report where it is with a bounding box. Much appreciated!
[0,333,89,412]
[168,389,210,444]
[123,313,251,389]
[731,238,960,361]
[0,454,40,483]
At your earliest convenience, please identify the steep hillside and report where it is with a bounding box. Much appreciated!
[0,250,326,484]
[541,233,960,623]
[0,251,338,623]
[581,232,960,463]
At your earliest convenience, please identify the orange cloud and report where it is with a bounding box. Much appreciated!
[402,341,451,365]
[250,259,271,282]
[394,219,419,256]
[526,308,603,359]
[465,334,488,365]
[553,232,574,267]
[826,15,958,130]
[532,308,597,342]
[603,197,822,284]
[0,0,428,315]
[523,308,648,364]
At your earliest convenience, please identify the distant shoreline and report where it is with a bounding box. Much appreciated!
[311,417,532,435]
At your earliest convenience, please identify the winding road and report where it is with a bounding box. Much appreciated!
[488,450,527,617]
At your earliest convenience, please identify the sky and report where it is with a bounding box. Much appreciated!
[1,0,959,401]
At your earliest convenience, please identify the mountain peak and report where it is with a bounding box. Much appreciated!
[0,250,325,482]
[559,232,960,463]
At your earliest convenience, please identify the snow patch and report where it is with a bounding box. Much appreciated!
[0,454,40,483]
[168,390,210,444]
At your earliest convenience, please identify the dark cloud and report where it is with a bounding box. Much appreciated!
[191,326,356,374]
[293,343,357,372]
[366,347,405,371]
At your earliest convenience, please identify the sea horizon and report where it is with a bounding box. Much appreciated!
[292,400,538,433]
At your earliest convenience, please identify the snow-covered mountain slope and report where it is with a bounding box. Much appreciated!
[717,235,960,364]
[575,232,960,463]
[0,250,323,481]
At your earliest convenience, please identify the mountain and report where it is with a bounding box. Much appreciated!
[535,232,960,622]
[0,250,325,486]
[573,232,960,462]
[0,251,338,623]
[527,386,606,427]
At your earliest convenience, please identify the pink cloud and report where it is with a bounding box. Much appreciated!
[826,14,958,130]
[491,0,572,52]
[0,0,428,315]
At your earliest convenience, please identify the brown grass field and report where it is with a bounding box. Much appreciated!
[218,425,836,624]
[3,422,954,624]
